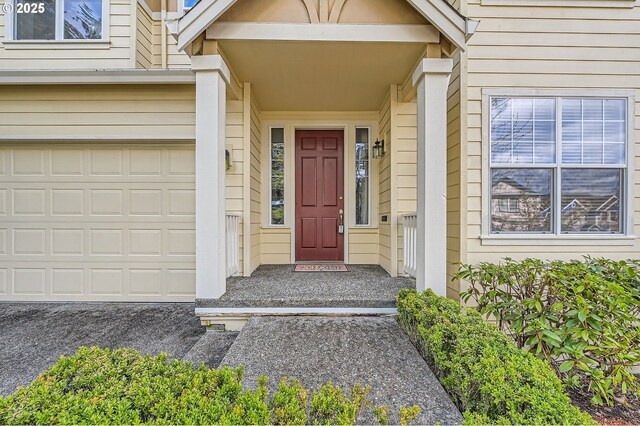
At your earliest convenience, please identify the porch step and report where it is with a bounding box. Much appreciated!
[196,307,397,331]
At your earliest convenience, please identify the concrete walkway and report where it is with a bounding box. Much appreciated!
[0,303,236,396]
[220,316,463,425]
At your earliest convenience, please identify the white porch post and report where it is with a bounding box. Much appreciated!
[192,55,231,300]
[412,58,453,297]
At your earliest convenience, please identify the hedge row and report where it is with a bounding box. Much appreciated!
[396,289,595,425]
[0,347,419,425]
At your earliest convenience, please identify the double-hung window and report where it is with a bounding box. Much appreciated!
[489,96,628,235]
[12,0,105,40]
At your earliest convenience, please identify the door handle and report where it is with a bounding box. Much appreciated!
[338,209,344,234]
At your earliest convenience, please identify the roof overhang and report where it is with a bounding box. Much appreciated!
[171,0,478,53]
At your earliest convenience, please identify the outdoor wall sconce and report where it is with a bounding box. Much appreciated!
[225,146,232,171]
[372,138,385,159]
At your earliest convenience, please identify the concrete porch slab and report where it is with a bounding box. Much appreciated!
[220,316,463,425]
[197,265,415,309]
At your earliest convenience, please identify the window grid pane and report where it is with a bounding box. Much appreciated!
[64,0,103,39]
[489,96,627,235]
[15,0,56,40]
[561,98,626,165]
[270,128,285,225]
[355,128,369,226]
[490,97,556,165]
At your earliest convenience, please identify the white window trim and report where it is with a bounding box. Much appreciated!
[3,0,110,43]
[480,88,636,245]
[354,126,372,227]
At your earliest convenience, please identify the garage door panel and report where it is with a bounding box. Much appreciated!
[0,144,196,302]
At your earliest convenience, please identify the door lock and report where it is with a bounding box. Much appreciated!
[338,209,344,234]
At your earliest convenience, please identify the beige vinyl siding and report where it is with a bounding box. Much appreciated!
[464,1,640,267]
[378,90,393,273]
[446,51,463,299]
[0,0,135,69]
[349,228,379,264]
[226,98,245,276]
[249,90,262,274]
[136,3,155,68]
[0,85,195,140]
[395,97,417,275]
[261,228,291,264]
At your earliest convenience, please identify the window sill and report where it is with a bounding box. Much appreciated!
[480,0,635,7]
[480,234,636,246]
[2,39,110,50]
[261,226,290,230]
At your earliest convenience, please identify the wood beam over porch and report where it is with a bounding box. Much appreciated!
[412,58,453,297]
[192,54,231,299]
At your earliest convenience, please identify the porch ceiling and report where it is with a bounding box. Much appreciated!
[218,40,426,111]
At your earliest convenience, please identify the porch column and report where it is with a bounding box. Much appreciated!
[412,59,453,296]
[192,55,231,299]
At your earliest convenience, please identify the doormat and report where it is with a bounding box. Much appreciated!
[294,264,349,272]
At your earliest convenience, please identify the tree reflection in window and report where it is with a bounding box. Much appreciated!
[271,128,285,225]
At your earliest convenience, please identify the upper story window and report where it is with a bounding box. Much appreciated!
[489,96,628,235]
[12,0,105,40]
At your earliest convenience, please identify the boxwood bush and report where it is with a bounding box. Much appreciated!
[455,257,640,406]
[0,347,419,425]
[397,288,594,425]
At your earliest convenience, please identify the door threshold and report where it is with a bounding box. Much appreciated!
[295,261,345,265]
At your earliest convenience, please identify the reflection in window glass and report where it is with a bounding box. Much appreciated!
[271,128,285,225]
[562,99,626,165]
[184,0,200,8]
[491,169,553,233]
[64,0,102,39]
[561,169,622,233]
[355,128,369,225]
[490,97,556,165]
[15,0,56,40]
[489,96,627,236]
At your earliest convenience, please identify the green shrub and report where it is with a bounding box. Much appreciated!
[397,289,595,426]
[455,257,640,406]
[0,347,417,426]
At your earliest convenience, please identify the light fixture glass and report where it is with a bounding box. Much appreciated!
[372,139,385,159]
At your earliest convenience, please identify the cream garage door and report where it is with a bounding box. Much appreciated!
[0,144,196,301]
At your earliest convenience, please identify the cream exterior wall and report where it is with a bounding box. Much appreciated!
[0,84,249,300]
[0,0,136,69]
[461,0,640,285]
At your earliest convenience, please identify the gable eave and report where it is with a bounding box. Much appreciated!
[175,0,476,53]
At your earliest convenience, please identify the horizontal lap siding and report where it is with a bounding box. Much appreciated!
[349,228,379,264]
[136,4,154,68]
[0,85,196,140]
[447,52,463,300]
[396,100,417,276]
[249,93,262,273]
[261,228,291,264]
[0,0,134,69]
[378,91,393,273]
[465,0,640,265]
[227,99,245,275]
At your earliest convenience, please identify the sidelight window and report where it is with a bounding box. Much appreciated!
[489,96,628,235]
[355,127,370,226]
[270,127,285,226]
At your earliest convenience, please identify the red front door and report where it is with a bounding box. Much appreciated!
[295,130,344,262]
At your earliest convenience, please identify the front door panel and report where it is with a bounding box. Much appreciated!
[295,130,344,261]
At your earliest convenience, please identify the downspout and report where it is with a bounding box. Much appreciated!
[161,0,167,68]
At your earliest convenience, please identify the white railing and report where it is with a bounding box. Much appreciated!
[402,213,418,278]
[225,214,241,278]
